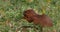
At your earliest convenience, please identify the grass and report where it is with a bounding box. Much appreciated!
[0,0,60,32]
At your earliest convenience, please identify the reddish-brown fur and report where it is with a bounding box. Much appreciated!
[23,9,53,27]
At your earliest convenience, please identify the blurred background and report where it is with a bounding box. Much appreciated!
[0,0,60,32]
